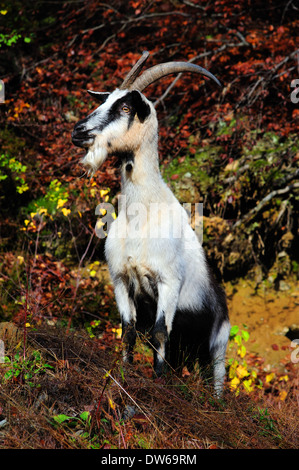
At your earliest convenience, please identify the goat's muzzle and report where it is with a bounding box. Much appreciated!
[72,122,95,149]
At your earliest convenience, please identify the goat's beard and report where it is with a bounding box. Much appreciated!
[81,139,108,176]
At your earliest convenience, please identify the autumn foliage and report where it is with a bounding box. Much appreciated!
[0,0,298,449]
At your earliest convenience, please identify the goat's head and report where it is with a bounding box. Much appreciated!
[72,51,221,174]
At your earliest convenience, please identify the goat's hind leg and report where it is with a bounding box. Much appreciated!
[210,319,231,397]
[152,316,168,376]
[152,280,180,377]
[121,318,137,364]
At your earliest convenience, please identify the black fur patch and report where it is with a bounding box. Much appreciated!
[126,162,133,172]
[114,150,135,171]
[121,320,137,364]
[129,90,151,123]
[169,309,213,372]
[107,91,151,126]
[122,320,136,346]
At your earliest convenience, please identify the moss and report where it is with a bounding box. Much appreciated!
[161,145,223,201]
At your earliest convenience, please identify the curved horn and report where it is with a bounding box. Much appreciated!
[130,61,222,91]
[119,51,150,90]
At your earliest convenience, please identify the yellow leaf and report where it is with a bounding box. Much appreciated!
[100,189,109,198]
[266,373,275,383]
[96,220,105,228]
[279,390,288,401]
[108,396,116,410]
[61,208,71,217]
[112,327,122,339]
[17,255,24,264]
[112,212,117,220]
[279,375,289,382]
[243,379,254,393]
[103,369,111,379]
[78,210,82,218]
[39,207,48,215]
[89,270,96,277]
[99,208,107,216]
[57,198,67,209]
[236,365,250,379]
[24,219,30,226]
[0,10,8,14]
[228,360,238,379]
[237,345,246,358]
[230,377,240,389]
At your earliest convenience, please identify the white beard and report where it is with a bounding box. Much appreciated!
[81,139,108,175]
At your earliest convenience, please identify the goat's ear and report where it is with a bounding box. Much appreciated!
[87,90,110,103]
[131,90,151,123]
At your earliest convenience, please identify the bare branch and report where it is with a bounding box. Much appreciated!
[233,181,299,229]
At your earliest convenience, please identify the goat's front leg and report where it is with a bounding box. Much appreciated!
[152,280,180,376]
[114,280,136,364]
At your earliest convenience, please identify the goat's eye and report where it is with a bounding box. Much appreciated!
[122,105,130,114]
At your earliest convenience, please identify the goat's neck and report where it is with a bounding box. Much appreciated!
[120,141,163,205]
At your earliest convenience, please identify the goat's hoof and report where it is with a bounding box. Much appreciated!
[152,320,168,345]
[154,330,167,343]
[122,405,137,421]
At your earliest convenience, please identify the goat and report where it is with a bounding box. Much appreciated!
[72,51,230,396]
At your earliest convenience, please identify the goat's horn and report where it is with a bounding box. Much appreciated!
[119,51,150,90]
[130,61,222,91]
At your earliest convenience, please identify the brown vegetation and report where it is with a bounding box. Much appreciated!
[0,0,298,450]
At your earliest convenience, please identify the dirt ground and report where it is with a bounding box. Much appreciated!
[226,280,299,370]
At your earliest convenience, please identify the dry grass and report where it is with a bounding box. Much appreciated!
[0,324,298,449]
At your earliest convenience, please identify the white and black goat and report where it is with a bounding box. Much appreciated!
[72,52,230,396]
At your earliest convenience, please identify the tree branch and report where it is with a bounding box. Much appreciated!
[233,181,299,229]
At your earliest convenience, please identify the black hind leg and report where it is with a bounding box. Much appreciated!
[122,320,137,364]
[152,317,168,376]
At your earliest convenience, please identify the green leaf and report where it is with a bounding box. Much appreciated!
[4,370,13,380]
[234,334,242,346]
[53,414,72,424]
[79,411,91,423]
[241,330,250,342]
[230,325,239,338]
